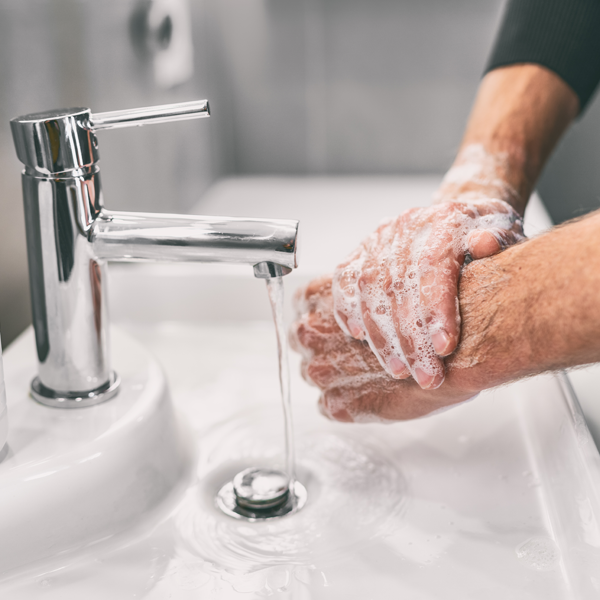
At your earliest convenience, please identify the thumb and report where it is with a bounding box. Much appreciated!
[467,228,523,260]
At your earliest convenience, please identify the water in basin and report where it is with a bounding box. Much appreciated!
[183,406,406,574]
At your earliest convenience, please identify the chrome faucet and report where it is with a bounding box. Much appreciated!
[10,101,299,408]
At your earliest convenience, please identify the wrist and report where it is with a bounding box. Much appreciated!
[443,213,600,395]
[443,246,528,394]
[436,64,578,215]
[434,144,527,214]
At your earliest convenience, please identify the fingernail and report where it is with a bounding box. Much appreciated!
[389,357,409,377]
[414,368,436,389]
[430,372,445,390]
[331,407,354,422]
[432,331,452,355]
[349,323,363,338]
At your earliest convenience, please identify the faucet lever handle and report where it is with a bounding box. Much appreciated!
[89,99,210,131]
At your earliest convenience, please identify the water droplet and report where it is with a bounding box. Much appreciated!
[515,537,560,571]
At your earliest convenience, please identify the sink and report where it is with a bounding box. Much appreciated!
[2,177,600,598]
[0,329,193,579]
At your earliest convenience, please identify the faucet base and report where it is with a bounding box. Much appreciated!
[30,372,121,408]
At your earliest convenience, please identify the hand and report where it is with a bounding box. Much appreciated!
[290,275,476,422]
[332,194,524,390]
[328,60,580,392]
[292,210,600,423]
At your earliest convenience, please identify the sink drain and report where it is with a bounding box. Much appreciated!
[216,467,307,520]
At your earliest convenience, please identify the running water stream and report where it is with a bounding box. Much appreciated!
[216,275,307,519]
[265,276,296,483]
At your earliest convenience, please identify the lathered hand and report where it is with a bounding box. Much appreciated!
[290,276,475,422]
[332,196,523,390]
[292,210,600,423]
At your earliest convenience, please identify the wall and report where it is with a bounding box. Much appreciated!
[0,0,216,346]
[537,97,600,224]
[0,0,598,346]
[205,0,506,175]
[205,0,600,221]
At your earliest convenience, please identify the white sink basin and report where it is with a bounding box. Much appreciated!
[2,322,600,598]
[1,177,600,598]
[0,329,193,578]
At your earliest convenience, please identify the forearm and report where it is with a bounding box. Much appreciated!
[436,65,579,214]
[447,209,600,392]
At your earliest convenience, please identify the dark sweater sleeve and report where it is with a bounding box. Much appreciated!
[486,0,600,113]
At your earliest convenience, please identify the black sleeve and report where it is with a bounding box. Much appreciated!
[486,0,600,113]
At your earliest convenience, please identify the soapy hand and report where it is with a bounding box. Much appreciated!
[290,276,476,422]
[332,195,524,390]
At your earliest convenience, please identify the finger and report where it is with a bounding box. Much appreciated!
[357,288,410,378]
[292,316,345,358]
[352,234,410,378]
[390,265,445,390]
[332,236,374,338]
[293,275,334,318]
[318,393,354,422]
[289,317,332,357]
[300,358,312,385]
[467,227,525,260]
[332,220,394,340]
[322,332,396,386]
[332,258,364,338]
[419,256,462,357]
[417,221,464,356]
[466,229,503,259]
[306,358,345,389]
[320,376,441,422]
[356,218,416,378]
[305,346,375,388]
[288,320,303,354]
[384,220,445,388]
[473,198,523,226]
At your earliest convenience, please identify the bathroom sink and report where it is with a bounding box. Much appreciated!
[2,322,600,598]
[2,177,600,598]
[0,329,193,579]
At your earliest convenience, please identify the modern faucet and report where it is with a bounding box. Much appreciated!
[10,101,299,408]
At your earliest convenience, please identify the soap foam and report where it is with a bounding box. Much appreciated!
[332,194,524,386]
[434,144,519,206]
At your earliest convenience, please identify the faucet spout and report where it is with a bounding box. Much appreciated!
[92,210,299,271]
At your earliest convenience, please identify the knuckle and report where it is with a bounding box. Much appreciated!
[295,321,323,352]
[321,388,354,422]
[306,360,338,389]
[301,359,315,386]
